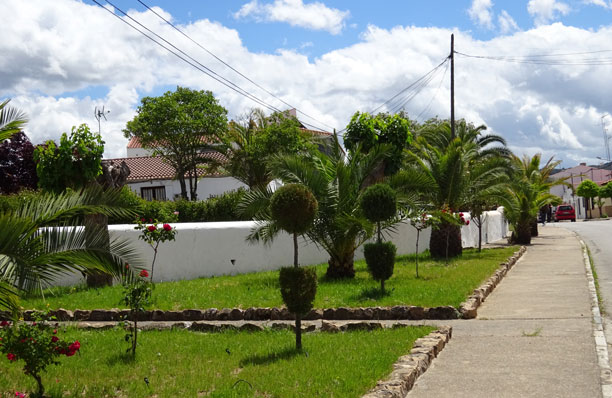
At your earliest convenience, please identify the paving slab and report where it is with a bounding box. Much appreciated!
[407,227,602,398]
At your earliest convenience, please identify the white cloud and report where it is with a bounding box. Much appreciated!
[498,10,519,34]
[527,0,571,25]
[584,0,612,9]
[2,0,612,167]
[233,0,349,35]
[468,0,494,29]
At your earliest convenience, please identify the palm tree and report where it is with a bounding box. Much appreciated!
[0,99,27,141]
[496,154,564,244]
[240,136,389,278]
[393,120,510,258]
[0,187,145,312]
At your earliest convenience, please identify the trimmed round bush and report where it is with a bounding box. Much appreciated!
[364,241,396,282]
[270,184,318,234]
[278,267,318,315]
[360,183,397,223]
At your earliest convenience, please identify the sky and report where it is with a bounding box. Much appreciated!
[2,0,612,167]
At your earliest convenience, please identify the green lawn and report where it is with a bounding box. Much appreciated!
[22,247,518,311]
[0,326,434,397]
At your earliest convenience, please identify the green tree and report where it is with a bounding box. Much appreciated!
[34,124,104,193]
[124,87,228,200]
[345,111,413,180]
[497,154,564,244]
[241,136,389,278]
[576,179,600,219]
[220,108,316,190]
[392,120,509,258]
[0,99,27,141]
[0,187,144,313]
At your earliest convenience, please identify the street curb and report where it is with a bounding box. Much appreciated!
[579,238,612,398]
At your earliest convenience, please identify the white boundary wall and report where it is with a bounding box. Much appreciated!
[54,208,508,285]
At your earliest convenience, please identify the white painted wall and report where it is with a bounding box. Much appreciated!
[128,177,247,201]
[50,209,508,286]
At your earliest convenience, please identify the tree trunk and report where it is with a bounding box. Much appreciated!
[326,253,356,279]
[530,218,538,237]
[177,173,188,200]
[429,221,462,259]
[85,212,113,287]
[515,220,532,244]
[295,315,302,350]
[33,373,44,397]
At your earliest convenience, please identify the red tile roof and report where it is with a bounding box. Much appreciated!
[103,152,227,182]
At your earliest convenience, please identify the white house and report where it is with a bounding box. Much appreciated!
[550,163,612,218]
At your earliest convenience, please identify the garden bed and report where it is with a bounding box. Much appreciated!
[0,325,436,397]
[20,247,519,314]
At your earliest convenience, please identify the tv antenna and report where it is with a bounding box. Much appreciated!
[94,106,110,135]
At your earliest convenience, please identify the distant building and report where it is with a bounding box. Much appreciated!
[550,163,612,218]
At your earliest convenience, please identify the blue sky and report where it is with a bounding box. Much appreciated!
[3,0,612,165]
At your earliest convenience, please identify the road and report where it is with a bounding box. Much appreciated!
[550,220,612,352]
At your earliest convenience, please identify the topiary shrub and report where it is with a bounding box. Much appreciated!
[364,242,396,292]
[270,184,318,236]
[279,267,317,316]
[270,183,318,350]
[360,183,397,225]
[360,183,397,293]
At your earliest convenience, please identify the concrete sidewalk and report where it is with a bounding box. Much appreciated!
[406,227,605,398]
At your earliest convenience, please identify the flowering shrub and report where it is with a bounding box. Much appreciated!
[134,218,177,281]
[409,211,439,278]
[0,316,80,397]
[121,267,152,358]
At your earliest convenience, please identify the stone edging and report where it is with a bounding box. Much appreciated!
[459,246,526,319]
[361,326,452,398]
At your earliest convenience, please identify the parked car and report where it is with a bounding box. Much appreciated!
[554,204,576,222]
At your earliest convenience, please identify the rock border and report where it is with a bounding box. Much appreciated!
[361,326,452,398]
[459,246,526,319]
[2,248,524,323]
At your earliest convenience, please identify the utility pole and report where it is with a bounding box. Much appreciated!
[602,114,610,162]
[450,34,455,140]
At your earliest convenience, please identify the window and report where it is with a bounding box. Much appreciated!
[141,186,166,201]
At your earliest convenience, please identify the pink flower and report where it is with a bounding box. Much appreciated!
[51,336,59,343]
[173,211,179,215]
[15,392,25,398]
[147,225,156,232]
[7,353,16,361]
[163,223,172,231]
[139,270,149,278]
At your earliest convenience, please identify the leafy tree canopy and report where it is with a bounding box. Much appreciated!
[576,179,600,199]
[34,124,104,193]
[0,131,38,194]
[344,111,413,176]
[123,86,228,200]
[600,181,612,199]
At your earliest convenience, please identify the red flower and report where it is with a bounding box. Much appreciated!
[125,263,130,269]
[139,270,149,278]
[459,212,464,217]
[69,340,81,351]
[7,353,16,361]
[65,350,76,357]
[51,336,59,343]
[147,225,156,232]
[163,223,172,231]
[53,329,57,334]
[0,320,8,327]
[466,220,470,225]
[15,392,25,398]
[141,218,145,222]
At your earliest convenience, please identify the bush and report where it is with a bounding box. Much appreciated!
[364,241,396,293]
[270,184,318,234]
[360,183,397,223]
[278,267,318,315]
[108,186,143,224]
[0,189,41,214]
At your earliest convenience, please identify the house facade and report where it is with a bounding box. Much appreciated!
[105,137,246,201]
[550,163,612,218]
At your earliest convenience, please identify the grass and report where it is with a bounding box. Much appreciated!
[0,326,434,397]
[586,245,605,315]
[22,246,518,311]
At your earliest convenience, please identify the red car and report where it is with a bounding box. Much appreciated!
[554,204,576,222]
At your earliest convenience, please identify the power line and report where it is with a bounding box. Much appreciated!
[136,0,336,132]
[455,51,612,66]
[92,0,331,132]
[416,59,450,122]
